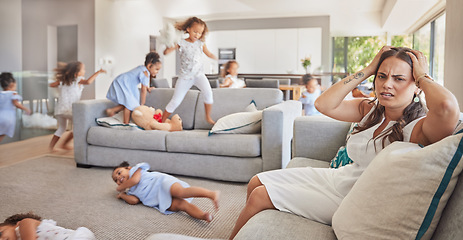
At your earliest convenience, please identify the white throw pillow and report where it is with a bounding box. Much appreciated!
[332,132,463,240]
[209,110,263,135]
[95,111,141,130]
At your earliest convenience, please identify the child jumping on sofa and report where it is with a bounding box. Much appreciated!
[106,52,162,124]
[49,62,106,150]
[219,60,245,88]
[0,212,96,239]
[162,16,217,125]
[112,161,220,222]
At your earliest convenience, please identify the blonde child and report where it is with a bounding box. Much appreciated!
[112,161,220,222]
[163,17,217,124]
[0,72,31,143]
[106,52,161,124]
[0,212,95,240]
[49,62,105,150]
[220,60,245,88]
[299,74,321,116]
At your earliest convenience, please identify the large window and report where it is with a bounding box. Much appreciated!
[332,12,446,85]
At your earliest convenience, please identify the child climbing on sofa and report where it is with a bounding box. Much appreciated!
[106,52,162,124]
[112,161,220,222]
[0,212,95,239]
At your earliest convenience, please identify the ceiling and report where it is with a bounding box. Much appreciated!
[155,0,445,36]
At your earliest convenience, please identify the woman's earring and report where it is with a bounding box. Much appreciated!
[413,96,420,103]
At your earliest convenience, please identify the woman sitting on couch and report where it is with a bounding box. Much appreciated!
[229,46,460,239]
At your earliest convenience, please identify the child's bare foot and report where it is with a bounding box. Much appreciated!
[106,109,116,117]
[206,117,215,125]
[203,212,213,222]
[212,191,220,210]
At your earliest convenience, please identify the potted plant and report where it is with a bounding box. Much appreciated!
[301,56,312,73]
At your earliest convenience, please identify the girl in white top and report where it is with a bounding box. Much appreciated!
[49,62,105,151]
[220,60,245,88]
[0,212,95,240]
[163,17,217,125]
[229,47,460,239]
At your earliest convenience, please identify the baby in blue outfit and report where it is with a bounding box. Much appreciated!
[112,161,219,222]
[299,74,322,116]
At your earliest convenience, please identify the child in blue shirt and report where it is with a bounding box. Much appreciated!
[299,74,321,116]
[112,161,219,222]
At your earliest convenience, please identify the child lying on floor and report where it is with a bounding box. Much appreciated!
[0,212,95,240]
[112,161,220,222]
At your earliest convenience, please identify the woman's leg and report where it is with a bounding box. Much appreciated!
[162,78,194,123]
[229,185,276,240]
[194,75,215,125]
[105,104,124,117]
[247,175,263,201]
[170,183,219,210]
[168,197,213,222]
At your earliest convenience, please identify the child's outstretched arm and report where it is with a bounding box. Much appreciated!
[203,45,217,60]
[13,98,31,115]
[49,80,60,88]
[18,218,41,240]
[79,69,106,85]
[164,44,179,55]
[117,192,140,205]
[116,169,142,192]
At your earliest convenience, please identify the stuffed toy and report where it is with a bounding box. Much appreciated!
[158,22,184,48]
[132,105,183,132]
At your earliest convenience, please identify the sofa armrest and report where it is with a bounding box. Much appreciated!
[292,116,351,162]
[262,100,302,170]
[73,99,116,165]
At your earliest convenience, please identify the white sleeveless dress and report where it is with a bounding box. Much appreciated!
[257,106,424,225]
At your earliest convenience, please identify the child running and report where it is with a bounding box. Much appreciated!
[106,52,162,124]
[163,17,217,124]
[112,161,220,222]
[49,62,105,150]
[0,72,31,143]
[0,212,95,239]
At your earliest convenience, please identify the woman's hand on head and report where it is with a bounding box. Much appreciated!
[365,46,393,75]
[406,50,429,80]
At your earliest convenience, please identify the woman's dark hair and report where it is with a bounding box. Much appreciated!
[352,47,426,148]
[175,17,208,41]
[145,52,161,66]
[0,72,16,89]
[0,212,41,227]
[54,61,83,86]
[221,60,238,78]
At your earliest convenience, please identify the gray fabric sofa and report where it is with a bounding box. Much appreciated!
[73,88,301,182]
[234,115,463,240]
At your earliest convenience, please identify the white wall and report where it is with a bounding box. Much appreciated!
[0,0,22,72]
[206,28,322,75]
[444,0,463,110]
[95,0,163,99]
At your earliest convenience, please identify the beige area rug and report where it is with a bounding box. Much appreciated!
[0,156,247,239]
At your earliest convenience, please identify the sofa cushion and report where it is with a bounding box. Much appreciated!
[166,130,261,157]
[208,110,262,135]
[194,88,283,129]
[332,133,463,240]
[87,126,168,151]
[235,210,337,240]
[144,89,199,130]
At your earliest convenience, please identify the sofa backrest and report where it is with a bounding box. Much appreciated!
[194,88,283,129]
[144,89,199,130]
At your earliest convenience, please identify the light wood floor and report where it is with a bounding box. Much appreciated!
[0,132,74,168]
